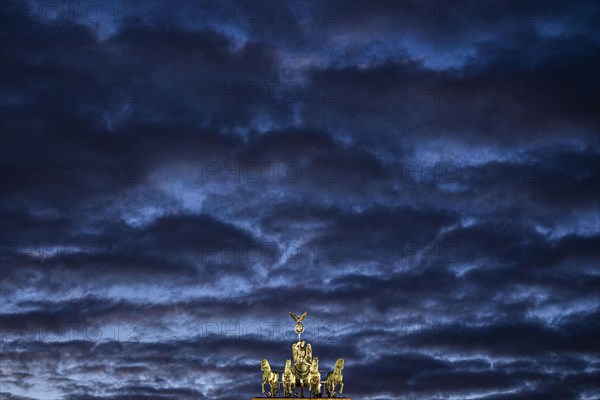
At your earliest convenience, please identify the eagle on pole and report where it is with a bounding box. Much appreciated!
[289,311,308,323]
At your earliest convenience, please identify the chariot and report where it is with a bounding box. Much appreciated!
[259,312,346,398]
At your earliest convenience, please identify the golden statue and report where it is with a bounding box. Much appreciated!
[291,339,312,396]
[260,359,279,397]
[255,311,348,399]
[282,359,296,397]
[292,340,313,368]
[325,358,345,397]
[308,357,322,397]
[289,311,307,341]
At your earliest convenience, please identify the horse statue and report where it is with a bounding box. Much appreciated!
[308,357,322,397]
[325,358,344,397]
[260,358,279,397]
[282,359,296,397]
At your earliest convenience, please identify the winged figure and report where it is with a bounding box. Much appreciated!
[289,311,307,323]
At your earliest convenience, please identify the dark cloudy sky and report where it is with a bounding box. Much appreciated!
[1,0,599,399]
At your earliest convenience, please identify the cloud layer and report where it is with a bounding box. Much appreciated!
[1,1,599,399]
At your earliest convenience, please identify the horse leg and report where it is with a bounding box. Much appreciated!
[339,382,344,394]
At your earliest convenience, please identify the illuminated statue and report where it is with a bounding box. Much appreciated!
[289,311,307,341]
[308,357,322,397]
[257,312,348,398]
[282,359,296,397]
[325,358,345,398]
[260,359,279,397]
[292,339,312,396]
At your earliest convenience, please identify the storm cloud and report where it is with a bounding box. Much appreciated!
[1,0,599,399]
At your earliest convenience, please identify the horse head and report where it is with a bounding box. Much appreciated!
[311,357,319,372]
[261,359,270,372]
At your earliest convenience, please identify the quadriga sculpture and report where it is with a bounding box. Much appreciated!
[260,359,279,397]
[257,312,348,398]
